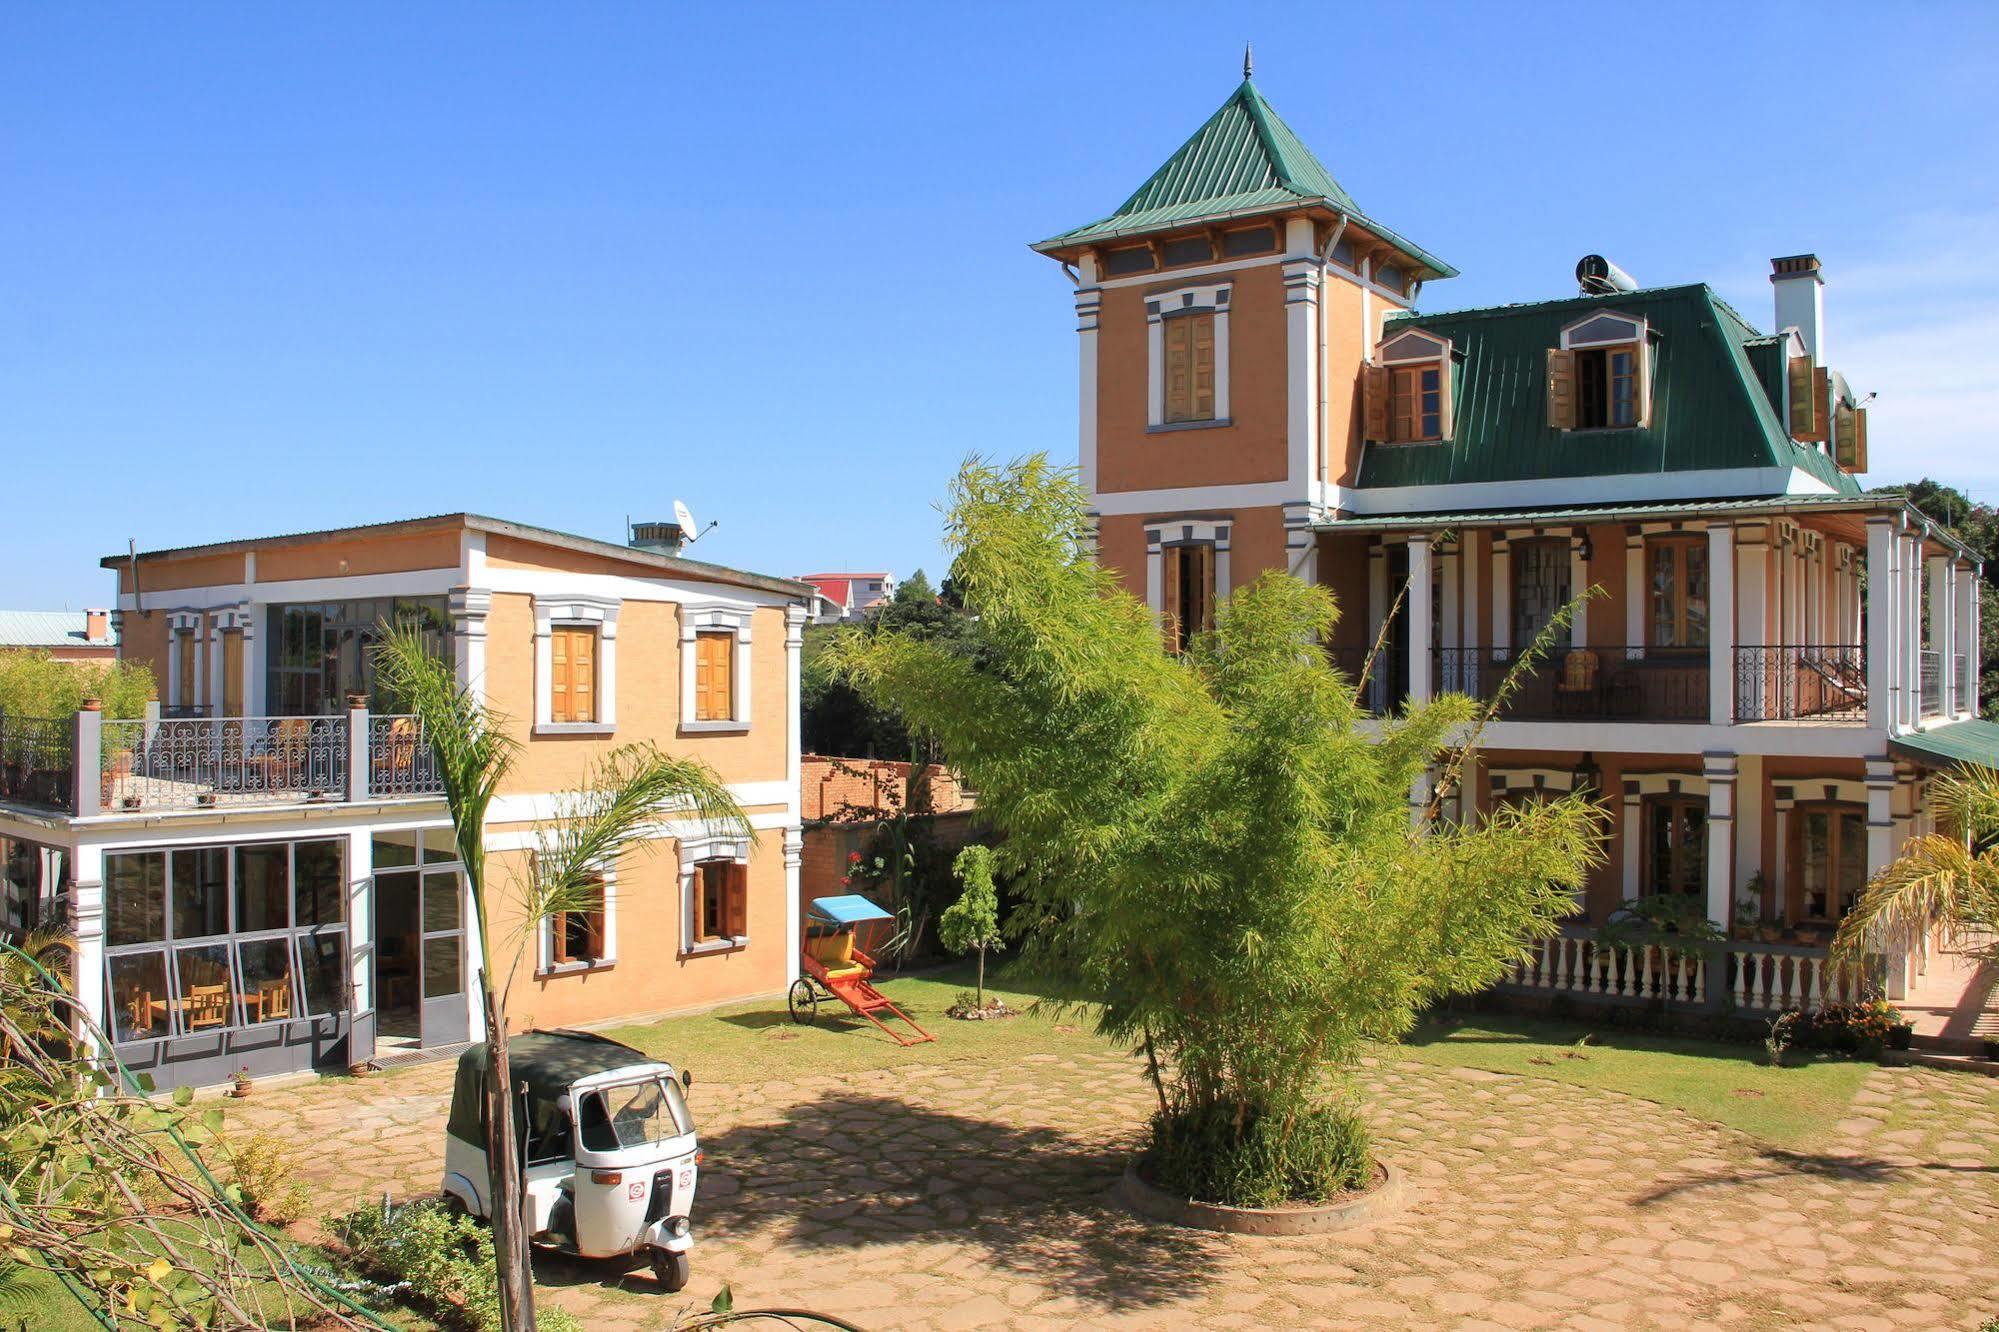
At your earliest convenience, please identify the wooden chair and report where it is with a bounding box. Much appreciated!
[1553,650,1600,716]
[183,984,230,1030]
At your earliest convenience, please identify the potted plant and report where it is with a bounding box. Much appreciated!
[1887,1020,1914,1051]
[231,1066,253,1098]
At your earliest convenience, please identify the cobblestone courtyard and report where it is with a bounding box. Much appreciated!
[238,1043,1999,1330]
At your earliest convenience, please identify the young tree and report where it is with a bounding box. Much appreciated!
[939,845,1004,1007]
[1833,765,1999,968]
[830,457,1605,1206]
[374,628,747,1329]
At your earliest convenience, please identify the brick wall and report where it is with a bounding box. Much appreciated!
[800,754,977,821]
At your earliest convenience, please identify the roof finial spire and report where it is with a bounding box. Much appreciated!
[1242,43,1254,80]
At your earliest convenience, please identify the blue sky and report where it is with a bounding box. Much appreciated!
[5,4,1997,608]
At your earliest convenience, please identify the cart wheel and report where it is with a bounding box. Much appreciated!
[650,1247,691,1293]
[787,977,818,1025]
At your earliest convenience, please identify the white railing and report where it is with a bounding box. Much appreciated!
[1509,934,1707,1005]
[1726,946,1871,1012]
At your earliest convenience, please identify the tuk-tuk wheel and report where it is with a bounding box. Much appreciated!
[650,1247,691,1293]
[787,977,817,1025]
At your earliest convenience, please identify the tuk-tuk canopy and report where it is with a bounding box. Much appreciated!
[447,1029,664,1149]
[807,894,894,927]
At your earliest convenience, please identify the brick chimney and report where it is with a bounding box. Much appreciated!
[1770,254,1824,360]
[84,608,111,643]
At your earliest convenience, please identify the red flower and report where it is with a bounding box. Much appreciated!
[839,876,852,887]
[848,851,862,864]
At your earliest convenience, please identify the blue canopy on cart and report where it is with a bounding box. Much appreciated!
[807,894,895,926]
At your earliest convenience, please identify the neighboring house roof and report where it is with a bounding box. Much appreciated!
[99,513,812,601]
[1354,284,1861,498]
[0,610,117,650]
[803,577,853,608]
[1033,77,1456,280]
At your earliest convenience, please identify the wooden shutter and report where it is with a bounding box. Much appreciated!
[222,631,243,717]
[176,634,196,709]
[1787,355,1816,438]
[1435,361,1454,441]
[1545,349,1576,430]
[1632,341,1652,427]
[1191,312,1215,420]
[693,635,713,720]
[1362,364,1390,441]
[695,632,734,721]
[551,627,597,723]
[1194,542,1215,634]
[725,862,748,939]
[692,866,712,942]
[1851,406,1869,473]
[1164,317,1191,422]
[1833,401,1858,470]
[1161,545,1184,650]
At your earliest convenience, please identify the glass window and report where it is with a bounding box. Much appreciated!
[1376,263,1405,294]
[1389,364,1442,441]
[1163,312,1217,424]
[1575,345,1641,429]
[422,870,462,934]
[236,938,296,1024]
[1161,235,1213,267]
[107,951,170,1042]
[105,852,165,946]
[170,848,229,941]
[552,877,605,966]
[1222,226,1276,258]
[1648,538,1709,650]
[422,935,462,999]
[174,943,236,1032]
[421,827,459,864]
[577,1079,691,1152]
[1643,796,1706,897]
[1512,539,1571,648]
[1102,246,1154,276]
[299,932,347,1017]
[1794,804,1867,922]
[373,831,419,870]
[234,845,290,934]
[264,597,449,717]
[293,839,344,927]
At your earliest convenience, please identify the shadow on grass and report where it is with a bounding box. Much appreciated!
[1403,1015,1781,1064]
[1634,1146,1999,1207]
[541,1090,1219,1311]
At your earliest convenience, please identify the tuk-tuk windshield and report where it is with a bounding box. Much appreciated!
[577,1076,692,1153]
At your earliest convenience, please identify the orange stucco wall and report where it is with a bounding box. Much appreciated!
[490,827,791,1032]
[1094,261,1290,495]
[119,552,247,595]
[116,611,173,689]
[254,527,462,583]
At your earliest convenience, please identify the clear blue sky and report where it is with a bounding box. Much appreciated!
[6,4,1997,608]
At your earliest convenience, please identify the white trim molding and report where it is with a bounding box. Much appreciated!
[1145,283,1232,428]
[679,830,753,957]
[680,604,754,734]
[532,593,621,735]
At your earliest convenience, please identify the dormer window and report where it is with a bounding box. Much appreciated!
[1363,329,1452,444]
[1548,311,1651,430]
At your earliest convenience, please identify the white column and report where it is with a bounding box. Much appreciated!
[1709,522,1737,726]
[1568,530,1591,648]
[346,828,375,1022]
[1929,554,1955,718]
[1408,536,1434,707]
[1145,534,1164,628]
[1866,758,1906,999]
[1491,538,1512,661]
[71,841,106,1039]
[450,587,493,707]
[1075,261,1101,500]
[240,610,265,717]
[784,604,806,978]
[1704,753,1738,928]
[1624,530,1645,658]
[1958,563,1982,714]
[1283,253,1322,491]
[1462,532,1483,655]
[1367,545,1388,648]
[207,614,227,715]
[1772,796,1791,923]
[1621,787,1643,902]
[1865,518,1897,731]
[1734,754,1764,921]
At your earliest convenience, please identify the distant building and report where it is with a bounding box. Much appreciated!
[797,572,896,624]
[0,609,118,662]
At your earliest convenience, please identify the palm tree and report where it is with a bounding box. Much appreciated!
[1833,765,1999,969]
[374,626,747,1331]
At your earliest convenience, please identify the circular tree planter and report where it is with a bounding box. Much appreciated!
[1117,1158,1403,1236]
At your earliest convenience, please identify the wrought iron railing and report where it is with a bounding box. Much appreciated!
[1920,650,1944,717]
[0,712,75,812]
[1325,645,1400,715]
[101,716,349,812]
[1734,645,1866,722]
[1429,646,1708,721]
[368,715,445,797]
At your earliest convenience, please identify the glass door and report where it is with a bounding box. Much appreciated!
[419,864,468,1046]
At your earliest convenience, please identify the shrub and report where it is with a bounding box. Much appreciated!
[334,1198,583,1332]
[1143,1099,1371,1209]
[1782,999,1903,1054]
[228,1132,311,1225]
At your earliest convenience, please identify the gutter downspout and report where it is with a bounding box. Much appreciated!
[1316,215,1348,497]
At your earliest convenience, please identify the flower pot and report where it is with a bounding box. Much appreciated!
[1887,1024,1913,1051]
[1757,926,1786,945]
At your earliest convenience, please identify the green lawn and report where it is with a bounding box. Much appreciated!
[1393,1015,1873,1146]
[599,961,1107,1082]
[597,963,1872,1148]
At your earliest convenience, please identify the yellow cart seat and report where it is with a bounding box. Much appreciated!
[820,963,868,981]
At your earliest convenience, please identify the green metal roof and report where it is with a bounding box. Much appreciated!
[1891,720,1999,771]
[1314,493,1898,531]
[1032,79,1456,279]
[1353,285,1861,497]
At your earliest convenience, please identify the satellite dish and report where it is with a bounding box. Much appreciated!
[673,499,697,538]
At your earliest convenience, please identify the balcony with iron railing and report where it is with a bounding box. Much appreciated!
[1920,650,1945,718]
[1430,647,1709,722]
[0,699,445,817]
[1734,645,1868,722]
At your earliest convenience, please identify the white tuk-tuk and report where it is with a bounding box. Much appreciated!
[441,1029,700,1291]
